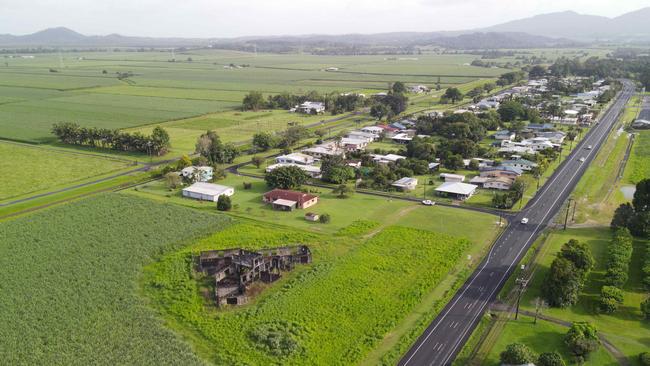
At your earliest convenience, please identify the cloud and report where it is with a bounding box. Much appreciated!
[0,0,648,37]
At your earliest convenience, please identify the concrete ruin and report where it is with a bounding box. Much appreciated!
[197,245,312,306]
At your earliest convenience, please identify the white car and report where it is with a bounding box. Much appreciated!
[521,218,529,224]
[422,200,436,206]
[586,145,593,150]
[579,157,586,163]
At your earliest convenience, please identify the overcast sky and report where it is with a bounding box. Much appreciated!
[1,0,648,38]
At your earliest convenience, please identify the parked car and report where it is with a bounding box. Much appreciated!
[521,218,529,224]
[422,200,436,206]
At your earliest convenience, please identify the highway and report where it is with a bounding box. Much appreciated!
[399,80,636,366]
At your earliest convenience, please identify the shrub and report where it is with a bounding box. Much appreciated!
[564,322,600,363]
[243,182,253,190]
[217,195,232,212]
[499,343,536,365]
[604,228,633,287]
[538,352,566,366]
[598,286,624,314]
[641,297,650,320]
[319,213,331,224]
[640,352,650,366]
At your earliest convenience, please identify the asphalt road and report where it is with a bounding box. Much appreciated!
[399,80,636,366]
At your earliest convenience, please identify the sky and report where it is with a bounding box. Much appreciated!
[0,0,648,38]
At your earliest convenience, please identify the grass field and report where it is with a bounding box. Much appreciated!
[143,222,478,365]
[517,228,650,364]
[0,141,134,201]
[625,130,650,184]
[483,315,616,365]
[0,193,232,365]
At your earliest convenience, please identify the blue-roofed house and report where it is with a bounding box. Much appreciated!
[492,130,515,140]
[480,166,523,180]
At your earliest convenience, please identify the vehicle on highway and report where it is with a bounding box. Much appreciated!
[579,157,586,162]
[521,217,529,224]
[421,200,435,206]
[586,145,593,150]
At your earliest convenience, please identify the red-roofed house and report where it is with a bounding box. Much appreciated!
[263,189,319,211]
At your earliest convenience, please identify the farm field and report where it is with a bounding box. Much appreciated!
[143,222,481,365]
[0,141,134,201]
[0,194,231,364]
[0,50,508,143]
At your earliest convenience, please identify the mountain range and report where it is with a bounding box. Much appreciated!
[1,7,649,49]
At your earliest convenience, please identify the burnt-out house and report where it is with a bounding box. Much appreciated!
[197,245,312,306]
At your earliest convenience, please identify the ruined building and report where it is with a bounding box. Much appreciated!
[197,245,312,306]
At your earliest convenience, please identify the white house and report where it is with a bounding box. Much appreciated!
[391,133,413,144]
[340,137,368,152]
[275,153,315,165]
[493,130,515,141]
[361,126,385,136]
[182,182,234,202]
[295,101,325,114]
[346,130,376,143]
[181,166,214,182]
[303,142,345,158]
[265,163,322,178]
[440,173,466,183]
[392,177,418,191]
[435,182,478,200]
[501,159,538,172]
[408,85,430,93]
[372,154,406,164]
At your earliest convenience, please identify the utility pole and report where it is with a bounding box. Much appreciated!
[572,200,577,222]
[564,198,573,230]
[514,277,528,320]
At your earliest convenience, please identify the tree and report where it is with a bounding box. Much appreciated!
[641,297,650,320]
[253,132,276,151]
[370,103,390,120]
[242,91,266,111]
[598,286,624,313]
[542,257,582,307]
[611,203,635,230]
[151,126,171,155]
[278,126,309,148]
[332,184,352,198]
[443,154,464,170]
[498,101,526,122]
[565,322,600,362]
[531,297,548,324]
[264,165,309,189]
[468,159,480,171]
[529,65,547,79]
[633,178,650,213]
[321,155,354,184]
[640,352,650,366]
[559,239,594,275]
[319,213,331,224]
[483,82,496,93]
[391,81,407,94]
[538,352,566,366]
[195,131,239,164]
[176,155,192,170]
[629,211,650,238]
[500,343,537,365]
[216,195,232,211]
[442,87,464,103]
[164,172,182,189]
[251,156,265,168]
[640,66,650,90]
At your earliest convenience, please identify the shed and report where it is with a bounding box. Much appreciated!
[435,182,478,200]
[182,182,234,202]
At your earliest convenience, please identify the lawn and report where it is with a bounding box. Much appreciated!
[0,193,231,364]
[143,222,478,365]
[0,141,134,201]
[483,315,616,365]
[625,130,650,185]
[518,228,650,364]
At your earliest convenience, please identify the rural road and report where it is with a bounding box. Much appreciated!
[398,80,636,366]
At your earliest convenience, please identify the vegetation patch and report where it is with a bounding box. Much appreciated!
[335,220,381,237]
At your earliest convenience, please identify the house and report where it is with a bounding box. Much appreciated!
[372,154,406,164]
[302,142,345,159]
[480,166,523,180]
[435,182,478,200]
[632,119,650,129]
[263,189,319,211]
[360,126,385,137]
[390,122,407,130]
[408,85,430,93]
[392,177,418,191]
[440,173,465,183]
[265,163,321,178]
[501,159,538,172]
[498,145,536,156]
[525,137,557,151]
[346,130,376,142]
[305,212,320,222]
[428,162,441,171]
[535,131,566,144]
[392,133,413,144]
[484,177,514,190]
[340,137,368,152]
[182,182,234,202]
[295,101,325,114]
[492,130,515,140]
[181,166,214,182]
[527,123,555,131]
[463,158,494,169]
[476,100,500,110]
[275,153,315,166]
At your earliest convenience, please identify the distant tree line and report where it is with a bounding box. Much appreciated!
[242,90,366,114]
[51,122,170,155]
